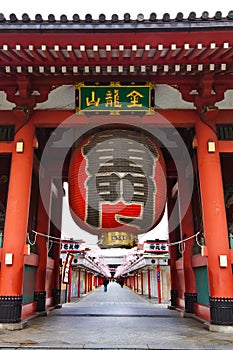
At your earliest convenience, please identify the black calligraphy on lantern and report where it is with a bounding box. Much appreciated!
[82,130,159,231]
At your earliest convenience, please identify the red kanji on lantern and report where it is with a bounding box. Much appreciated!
[68,128,166,235]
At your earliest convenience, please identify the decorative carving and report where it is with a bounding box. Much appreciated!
[1,76,53,109]
[174,73,228,114]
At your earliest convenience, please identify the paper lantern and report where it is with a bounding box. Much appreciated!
[68,129,166,235]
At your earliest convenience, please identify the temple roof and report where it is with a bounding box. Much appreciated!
[0,10,233,99]
[0,11,233,32]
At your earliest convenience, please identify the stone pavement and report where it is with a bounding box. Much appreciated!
[0,282,233,349]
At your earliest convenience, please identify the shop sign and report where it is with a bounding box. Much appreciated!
[61,241,81,252]
[76,82,154,114]
[143,240,169,253]
[62,253,74,284]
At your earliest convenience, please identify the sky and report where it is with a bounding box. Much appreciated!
[0,0,232,19]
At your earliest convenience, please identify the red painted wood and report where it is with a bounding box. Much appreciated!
[191,254,208,268]
[178,169,196,294]
[218,140,233,153]
[194,303,210,322]
[167,179,179,298]
[30,109,199,128]
[0,121,34,296]
[77,268,81,298]
[0,30,232,66]
[195,120,233,297]
[147,268,151,299]
[34,193,49,293]
[157,265,162,304]
[141,272,144,295]
[68,267,72,303]
[0,142,13,153]
[24,253,39,267]
[21,301,37,320]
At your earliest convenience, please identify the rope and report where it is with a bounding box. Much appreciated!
[168,231,201,246]
[178,242,185,254]
[28,229,202,249]
[27,231,37,246]
[195,231,205,247]
[29,229,83,246]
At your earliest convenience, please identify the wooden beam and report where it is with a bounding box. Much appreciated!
[8,107,233,128]
[0,111,17,124]
[31,109,198,128]
[0,141,13,153]
[218,140,233,153]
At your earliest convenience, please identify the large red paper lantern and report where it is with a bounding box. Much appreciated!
[68,128,166,235]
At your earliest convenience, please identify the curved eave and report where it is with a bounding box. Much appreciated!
[1,19,233,33]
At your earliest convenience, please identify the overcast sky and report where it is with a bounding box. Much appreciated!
[0,0,232,19]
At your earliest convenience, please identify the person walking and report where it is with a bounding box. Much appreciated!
[103,277,109,292]
[119,277,124,288]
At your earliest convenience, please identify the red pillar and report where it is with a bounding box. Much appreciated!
[195,119,233,324]
[86,272,89,292]
[0,121,34,322]
[157,265,162,304]
[51,185,63,307]
[178,167,197,313]
[84,271,87,294]
[141,271,144,295]
[77,268,81,298]
[147,268,151,299]
[34,188,50,312]
[87,272,89,292]
[89,274,92,291]
[68,267,72,303]
[167,179,179,308]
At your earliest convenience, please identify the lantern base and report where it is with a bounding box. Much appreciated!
[98,232,138,249]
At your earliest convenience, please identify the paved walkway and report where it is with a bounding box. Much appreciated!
[0,282,233,349]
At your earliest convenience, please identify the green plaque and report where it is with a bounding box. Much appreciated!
[76,82,154,114]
